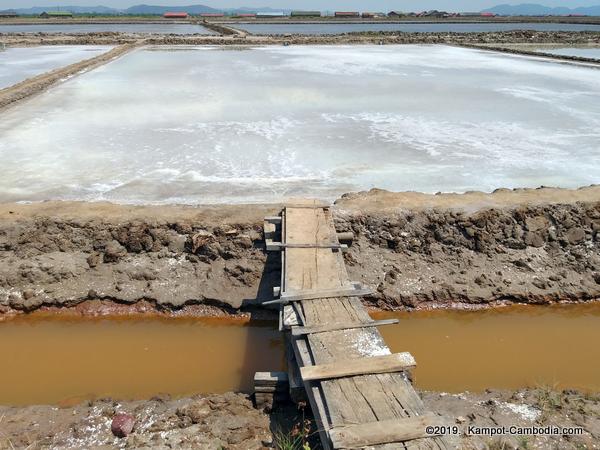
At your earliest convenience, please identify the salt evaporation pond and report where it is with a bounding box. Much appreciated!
[0,45,113,89]
[0,44,599,204]
[539,47,600,59]
[235,22,600,35]
[0,23,215,34]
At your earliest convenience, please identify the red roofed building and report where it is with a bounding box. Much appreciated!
[163,12,188,19]
[334,11,360,17]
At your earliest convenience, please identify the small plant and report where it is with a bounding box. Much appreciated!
[535,382,564,420]
[272,402,314,450]
[272,427,307,450]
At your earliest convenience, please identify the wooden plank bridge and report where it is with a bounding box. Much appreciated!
[261,202,451,450]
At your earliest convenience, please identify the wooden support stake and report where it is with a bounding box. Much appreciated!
[336,231,354,243]
[268,242,347,250]
[285,204,330,210]
[291,318,399,336]
[300,352,416,382]
[328,413,445,448]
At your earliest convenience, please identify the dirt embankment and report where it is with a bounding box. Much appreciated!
[1,186,599,317]
[0,43,136,111]
[201,20,246,36]
[2,30,599,48]
[1,388,598,449]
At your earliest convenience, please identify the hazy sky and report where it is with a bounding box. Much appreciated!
[1,0,598,10]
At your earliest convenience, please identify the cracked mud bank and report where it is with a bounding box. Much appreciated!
[1,186,599,317]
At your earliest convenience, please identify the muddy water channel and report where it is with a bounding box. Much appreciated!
[378,303,600,393]
[1,303,598,406]
[0,315,284,406]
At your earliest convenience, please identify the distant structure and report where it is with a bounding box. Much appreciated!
[199,12,224,18]
[163,12,189,19]
[334,11,360,18]
[39,11,73,18]
[234,13,256,18]
[290,10,322,18]
[417,10,450,18]
[460,12,497,17]
[256,11,286,18]
[0,11,18,18]
[387,11,404,17]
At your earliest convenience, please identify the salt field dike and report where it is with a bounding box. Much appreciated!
[1,3,600,450]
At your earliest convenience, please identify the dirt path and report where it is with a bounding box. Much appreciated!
[2,30,599,48]
[0,43,137,111]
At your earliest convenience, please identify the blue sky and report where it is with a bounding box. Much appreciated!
[1,0,598,10]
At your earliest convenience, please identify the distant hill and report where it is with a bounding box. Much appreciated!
[483,3,600,16]
[10,4,289,15]
[11,5,121,15]
[123,4,218,15]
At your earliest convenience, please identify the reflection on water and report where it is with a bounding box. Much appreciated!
[376,303,600,393]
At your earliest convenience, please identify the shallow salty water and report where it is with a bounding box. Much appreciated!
[0,45,113,89]
[235,22,600,35]
[0,23,215,35]
[538,47,600,59]
[1,45,600,204]
[1,304,599,405]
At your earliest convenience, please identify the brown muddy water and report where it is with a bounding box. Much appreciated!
[0,315,284,406]
[1,303,599,406]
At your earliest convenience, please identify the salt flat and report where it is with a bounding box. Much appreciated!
[0,45,599,204]
[0,45,113,89]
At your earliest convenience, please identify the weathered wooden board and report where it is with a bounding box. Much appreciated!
[329,414,445,448]
[263,284,372,305]
[300,352,416,381]
[291,318,399,336]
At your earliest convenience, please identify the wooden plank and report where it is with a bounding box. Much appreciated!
[300,353,416,382]
[264,216,282,224]
[267,242,347,250]
[283,207,348,293]
[262,286,373,305]
[292,318,399,336]
[254,371,288,386]
[285,204,330,209]
[291,334,333,450]
[281,284,372,301]
[329,413,445,449]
